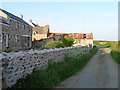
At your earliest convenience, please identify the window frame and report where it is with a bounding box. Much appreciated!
[23,25,25,30]
[16,34,19,42]
[16,22,19,29]
[84,34,86,38]
[5,34,9,48]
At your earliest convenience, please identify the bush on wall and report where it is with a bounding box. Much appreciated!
[62,37,75,47]
[45,41,65,48]
[45,37,75,49]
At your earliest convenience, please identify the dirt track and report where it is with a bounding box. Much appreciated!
[55,48,118,88]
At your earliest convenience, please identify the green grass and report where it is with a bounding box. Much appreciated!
[94,40,120,64]
[44,37,75,49]
[111,51,120,64]
[2,50,18,53]
[109,42,120,64]
[93,41,111,47]
[45,41,65,49]
[9,47,97,89]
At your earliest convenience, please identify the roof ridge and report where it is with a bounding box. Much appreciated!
[0,8,30,25]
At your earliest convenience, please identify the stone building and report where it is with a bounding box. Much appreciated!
[29,20,50,41]
[63,33,93,47]
[48,33,93,47]
[32,25,49,41]
[0,8,32,52]
[29,20,93,48]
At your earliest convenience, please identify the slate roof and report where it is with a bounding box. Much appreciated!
[0,8,29,25]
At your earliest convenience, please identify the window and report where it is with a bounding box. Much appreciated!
[2,33,5,42]
[23,25,25,30]
[9,19,12,25]
[28,26,31,32]
[16,35,19,42]
[5,34,9,48]
[84,34,86,38]
[16,22,19,28]
[28,26,32,32]
[0,34,2,42]
[9,19,11,22]
[33,31,37,35]
[2,33,6,42]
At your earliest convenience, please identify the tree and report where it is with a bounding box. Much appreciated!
[45,41,65,48]
[62,37,75,47]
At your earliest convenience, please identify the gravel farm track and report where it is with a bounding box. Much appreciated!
[55,48,118,88]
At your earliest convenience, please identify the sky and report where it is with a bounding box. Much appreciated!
[1,2,118,41]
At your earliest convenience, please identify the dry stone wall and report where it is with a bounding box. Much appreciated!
[1,46,90,88]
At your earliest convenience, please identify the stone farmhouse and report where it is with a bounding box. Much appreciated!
[29,20,50,41]
[30,20,93,48]
[0,9,32,52]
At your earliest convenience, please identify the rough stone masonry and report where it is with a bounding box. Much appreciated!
[1,46,90,88]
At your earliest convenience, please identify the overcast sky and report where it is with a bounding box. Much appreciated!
[1,2,118,41]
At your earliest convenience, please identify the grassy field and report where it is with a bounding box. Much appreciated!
[94,41,120,64]
[110,42,120,64]
[9,47,97,89]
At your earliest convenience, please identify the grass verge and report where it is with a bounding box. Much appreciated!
[109,42,120,64]
[111,51,120,64]
[9,47,98,89]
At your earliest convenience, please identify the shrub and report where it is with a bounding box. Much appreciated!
[45,41,65,48]
[62,37,75,47]
[45,37,75,49]
[65,48,90,61]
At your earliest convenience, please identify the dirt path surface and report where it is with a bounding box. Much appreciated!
[55,48,118,88]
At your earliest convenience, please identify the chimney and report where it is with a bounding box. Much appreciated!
[29,19,32,23]
[18,14,23,19]
[45,25,49,28]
